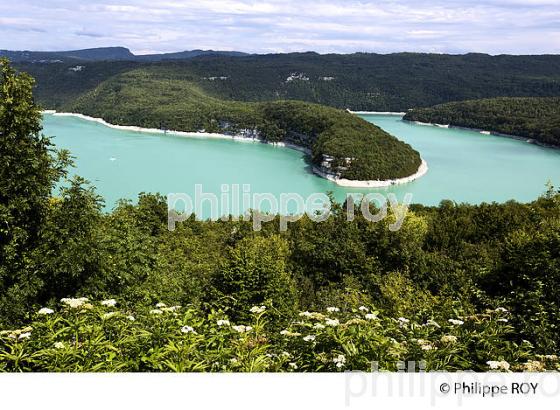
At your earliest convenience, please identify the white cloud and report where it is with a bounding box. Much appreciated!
[0,0,558,54]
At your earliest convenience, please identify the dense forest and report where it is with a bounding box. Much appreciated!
[404,97,560,147]
[63,66,422,181]
[13,52,560,112]
[1,59,560,372]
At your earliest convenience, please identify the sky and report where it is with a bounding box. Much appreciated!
[0,0,559,55]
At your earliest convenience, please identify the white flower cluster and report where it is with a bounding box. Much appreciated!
[38,307,54,315]
[181,325,197,334]
[326,307,340,313]
[325,318,340,327]
[487,360,510,371]
[425,319,441,328]
[280,330,302,337]
[448,319,464,326]
[18,332,31,340]
[232,325,253,333]
[358,306,369,312]
[161,305,181,313]
[217,319,230,326]
[250,305,266,314]
[60,297,90,309]
[416,339,435,351]
[364,313,378,320]
[333,354,346,368]
[101,299,117,307]
[303,335,316,342]
[440,335,458,344]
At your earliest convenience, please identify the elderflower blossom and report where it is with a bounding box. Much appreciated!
[54,342,65,349]
[150,309,163,315]
[161,305,181,313]
[495,307,508,313]
[60,297,89,309]
[101,299,117,307]
[155,302,167,308]
[440,335,458,344]
[288,362,298,370]
[448,319,464,326]
[487,360,510,371]
[359,306,369,312]
[18,332,31,340]
[232,325,252,333]
[313,323,325,330]
[299,311,313,318]
[416,339,435,350]
[364,313,378,320]
[250,305,266,314]
[523,360,544,372]
[38,307,54,315]
[217,319,230,326]
[325,318,340,327]
[333,354,346,368]
[127,315,136,321]
[280,330,301,337]
[398,317,410,324]
[303,335,316,342]
[181,325,197,334]
[326,307,340,313]
[425,319,441,328]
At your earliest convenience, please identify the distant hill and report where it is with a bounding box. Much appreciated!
[135,49,249,61]
[0,47,249,62]
[14,52,560,111]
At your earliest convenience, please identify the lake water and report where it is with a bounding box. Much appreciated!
[43,113,560,213]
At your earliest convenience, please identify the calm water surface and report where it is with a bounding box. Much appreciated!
[43,113,560,212]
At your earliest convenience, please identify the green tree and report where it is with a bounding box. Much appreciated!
[210,235,298,323]
[0,58,71,324]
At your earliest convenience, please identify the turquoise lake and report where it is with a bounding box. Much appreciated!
[43,113,560,212]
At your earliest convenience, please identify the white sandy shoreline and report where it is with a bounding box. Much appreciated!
[402,118,559,149]
[43,110,428,188]
[348,110,406,116]
[313,159,428,188]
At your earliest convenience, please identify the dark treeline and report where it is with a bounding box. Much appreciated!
[404,97,560,147]
[14,52,560,112]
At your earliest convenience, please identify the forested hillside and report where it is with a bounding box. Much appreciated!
[14,52,560,111]
[64,67,422,181]
[404,97,560,147]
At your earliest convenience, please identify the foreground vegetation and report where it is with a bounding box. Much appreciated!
[3,300,558,372]
[65,67,422,180]
[404,97,560,147]
[1,59,560,372]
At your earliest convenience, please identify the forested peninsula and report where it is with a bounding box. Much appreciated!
[57,67,423,182]
[404,97,560,147]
